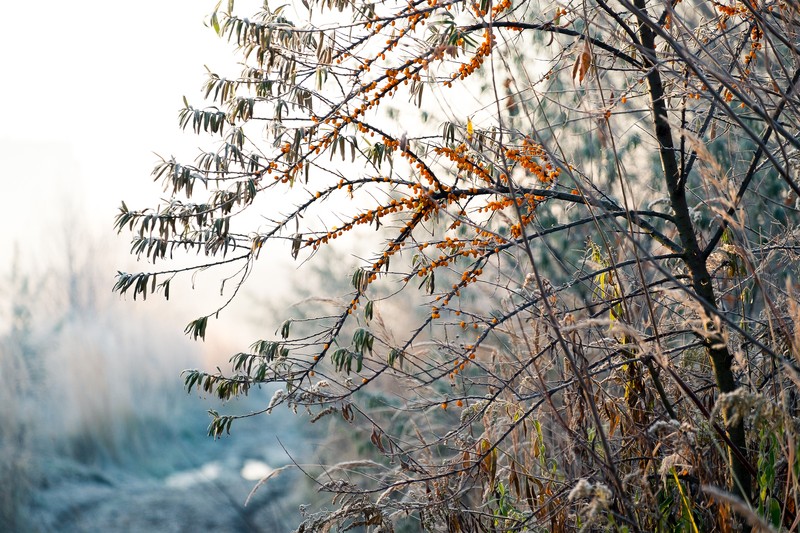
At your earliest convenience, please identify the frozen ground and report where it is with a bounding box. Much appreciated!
[16,398,315,533]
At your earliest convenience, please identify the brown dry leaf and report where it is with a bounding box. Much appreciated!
[572,39,592,84]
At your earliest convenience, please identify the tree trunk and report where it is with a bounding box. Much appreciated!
[632,0,752,505]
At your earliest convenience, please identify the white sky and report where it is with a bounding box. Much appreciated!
[0,0,434,346]
[0,1,280,351]
[0,1,263,270]
[0,0,475,270]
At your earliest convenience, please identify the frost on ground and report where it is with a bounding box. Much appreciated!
[0,304,314,532]
[18,400,310,533]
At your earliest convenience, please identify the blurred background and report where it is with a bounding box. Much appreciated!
[0,1,319,530]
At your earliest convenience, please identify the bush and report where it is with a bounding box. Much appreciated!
[117,0,800,530]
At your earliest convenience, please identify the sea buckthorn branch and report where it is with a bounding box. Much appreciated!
[350,119,454,189]
[735,1,800,56]
[200,0,648,224]
[346,207,682,392]
[119,121,680,352]
[620,0,800,155]
[260,52,443,188]
[227,120,480,274]
[249,173,418,252]
[289,1,505,133]
[460,21,644,69]
[294,182,583,395]
[405,224,685,375]
[134,151,269,218]
[291,158,682,281]
[191,4,590,225]
[271,1,527,136]
[450,185,682,252]
[115,0,800,528]
[293,202,436,389]
[115,197,257,262]
[314,245,685,402]
[270,170,683,378]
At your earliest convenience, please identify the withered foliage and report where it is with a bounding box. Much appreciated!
[117,0,800,530]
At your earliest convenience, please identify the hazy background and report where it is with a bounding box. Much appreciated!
[0,2,318,530]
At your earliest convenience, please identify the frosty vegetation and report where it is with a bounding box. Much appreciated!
[115,0,800,531]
